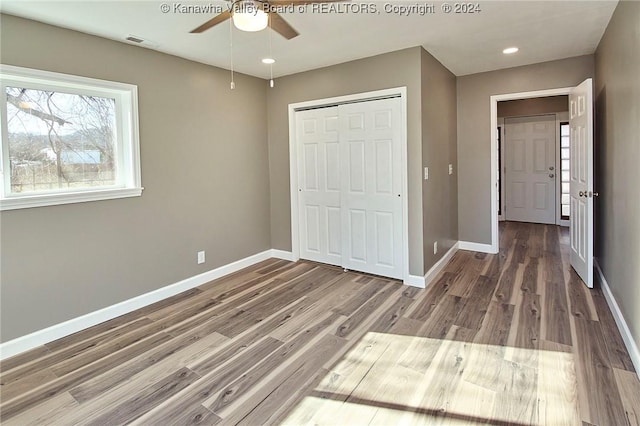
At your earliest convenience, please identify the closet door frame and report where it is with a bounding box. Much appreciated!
[288,87,409,284]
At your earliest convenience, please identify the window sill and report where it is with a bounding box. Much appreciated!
[0,187,144,211]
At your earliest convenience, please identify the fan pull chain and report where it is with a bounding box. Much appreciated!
[268,14,274,88]
[229,18,235,90]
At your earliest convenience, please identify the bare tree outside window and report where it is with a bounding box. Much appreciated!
[6,87,117,193]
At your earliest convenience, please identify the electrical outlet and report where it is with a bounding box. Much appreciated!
[424,166,429,180]
[197,251,205,264]
[448,164,453,175]
[433,241,438,254]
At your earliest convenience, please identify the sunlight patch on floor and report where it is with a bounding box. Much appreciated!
[282,331,579,425]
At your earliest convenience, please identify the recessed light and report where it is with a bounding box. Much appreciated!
[503,47,519,54]
[262,58,275,64]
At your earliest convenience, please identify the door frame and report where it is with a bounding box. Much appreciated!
[489,86,573,252]
[288,87,409,283]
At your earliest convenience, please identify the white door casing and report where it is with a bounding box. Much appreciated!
[505,115,557,224]
[296,106,342,266]
[294,96,404,280]
[569,78,594,288]
[490,87,575,254]
[339,98,404,279]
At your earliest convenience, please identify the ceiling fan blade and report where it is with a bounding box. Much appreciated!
[268,0,348,5]
[190,10,232,33]
[269,12,299,39]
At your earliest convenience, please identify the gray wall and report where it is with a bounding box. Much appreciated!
[457,55,594,244]
[266,47,426,276]
[594,0,640,351]
[0,15,271,341]
[421,49,458,271]
[498,96,568,118]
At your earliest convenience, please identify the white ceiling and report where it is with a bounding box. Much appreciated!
[1,1,618,79]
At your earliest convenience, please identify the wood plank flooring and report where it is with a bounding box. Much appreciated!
[1,222,638,425]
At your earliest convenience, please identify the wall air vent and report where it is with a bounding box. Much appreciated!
[124,35,157,47]
[126,35,145,43]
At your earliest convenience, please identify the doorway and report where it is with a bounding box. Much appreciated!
[490,87,574,253]
[497,106,570,228]
[490,80,595,287]
[288,88,409,282]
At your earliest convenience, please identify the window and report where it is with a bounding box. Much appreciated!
[560,122,570,219]
[0,65,142,210]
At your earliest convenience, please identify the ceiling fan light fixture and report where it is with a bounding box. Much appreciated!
[232,1,269,32]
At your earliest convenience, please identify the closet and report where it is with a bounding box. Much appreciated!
[295,97,403,279]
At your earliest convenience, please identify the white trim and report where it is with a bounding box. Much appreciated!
[459,241,494,253]
[399,89,409,284]
[404,275,425,288]
[270,249,295,262]
[0,249,275,360]
[0,187,143,210]
[424,242,459,288]
[288,87,410,282]
[490,87,574,252]
[490,99,499,253]
[288,105,301,263]
[497,118,505,222]
[595,259,640,377]
[404,242,460,289]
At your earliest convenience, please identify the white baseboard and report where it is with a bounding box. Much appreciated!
[0,249,276,360]
[594,259,640,377]
[459,241,494,253]
[424,242,459,288]
[270,249,295,262]
[403,242,459,289]
[404,275,425,288]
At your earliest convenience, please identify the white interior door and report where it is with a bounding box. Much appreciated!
[339,98,403,279]
[505,115,557,224]
[569,78,594,288]
[297,106,342,266]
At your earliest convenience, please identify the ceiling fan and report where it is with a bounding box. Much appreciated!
[190,0,345,39]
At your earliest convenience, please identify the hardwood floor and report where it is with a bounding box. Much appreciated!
[1,222,638,425]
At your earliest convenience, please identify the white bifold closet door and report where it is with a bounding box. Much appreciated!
[297,106,342,267]
[296,97,403,279]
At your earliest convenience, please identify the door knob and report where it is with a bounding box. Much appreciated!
[593,192,599,197]
[579,191,584,197]
[549,166,555,171]
[549,174,555,178]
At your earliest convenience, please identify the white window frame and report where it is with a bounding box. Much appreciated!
[0,64,142,210]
